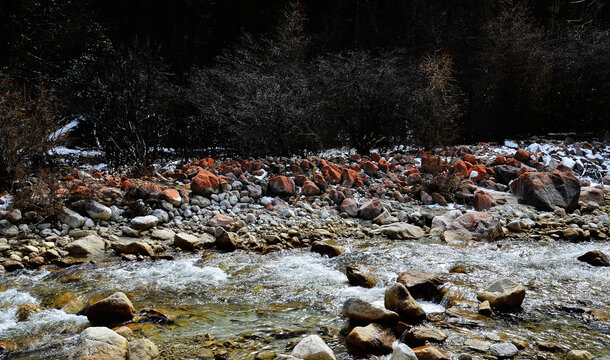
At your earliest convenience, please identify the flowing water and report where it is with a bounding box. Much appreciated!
[1,235,609,359]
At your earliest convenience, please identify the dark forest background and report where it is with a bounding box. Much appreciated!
[1,0,609,179]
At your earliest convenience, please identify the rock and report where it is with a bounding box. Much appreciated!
[396,271,443,301]
[432,211,502,239]
[359,200,384,220]
[432,193,448,206]
[86,292,136,327]
[58,207,86,228]
[0,220,19,238]
[341,298,399,324]
[130,216,158,230]
[464,339,491,352]
[311,240,343,258]
[85,201,112,221]
[477,300,493,316]
[291,334,336,360]
[565,350,594,360]
[412,345,451,360]
[6,209,22,223]
[577,250,609,267]
[507,220,521,232]
[128,339,160,360]
[302,181,321,196]
[404,327,447,347]
[340,199,359,217]
[384,283,426,324]
[161,189,182,206]
[247,184,263,198]
[113,241,154,257]
[345,265,376,288]
[174,232,200,252]
[489,343,518,358]
[377,223,424,240]
[346,323,396,355]
[17,304,40,321]
[66,235,106,257]
[151,209,169,223]
[269,176,296,197]
[150,229,174,241]
[68,327,129,360]
[3,259,25,272]
[473,190,496,211]
[492,165,520,185]
[390,342,417,360]
[215,227,238,252]
[514,149,530,162]
[579,186,605,205]
[191,171,222,197]
[535,341,565,353]
[509,171,580,212]
[477,278,526,312]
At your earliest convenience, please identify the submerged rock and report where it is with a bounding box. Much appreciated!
[341,298,399,324]
[346,323,396,355]
[86,292,136,327]
[291,334,336,360]
[565,350,594,360]
[403,327,447,347]
[477,278,526,312]
[69,327,129,360]
[577,250,609,267]
[311,240,342,258]
[345,265,376,288]
[412,345,451,360]
[128,338,160,360]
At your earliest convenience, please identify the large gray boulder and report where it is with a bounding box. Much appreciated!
[477,278,526,312]
[128,339,160,360]
[59,207,86,228]
[509,171,580,212]
[291,334,336,360]
[68,327,128,360]
[66,235,106,257]
[377,223,425,240]
[85,201,112,221]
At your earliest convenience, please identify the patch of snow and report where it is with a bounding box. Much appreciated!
[504,140,519,149]
[0,194,13,210]
[561,157,576,169]
[49,119,79,142]
[255,169,267,180]
[49,147,102,157]
[469,170,479,179]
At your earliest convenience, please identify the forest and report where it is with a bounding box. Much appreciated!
[1,0,609,181]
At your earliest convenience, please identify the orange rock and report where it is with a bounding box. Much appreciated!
[452,161,469,177]
[141,183,162,194]
[301,180,321,196]
[370,153,382,162]
[313,173,327,191]
[461,152,477,164]
[269,176,296,196]
[412,345,451,360]
[121,180,132,188]
[322,165,342,184]
[71,186,92,197]
[342,168,363,188]
[93,172,102,179]
[378,159,389,172]
[162,189,182,206]
[468,165,489,181]
[294,175,308,187]
[506,158,522,168]
[350,154,361,161]
[362,161,379,176]
[492,156,506,165]
[474,190,496,211]
[191,172,221,196]
[514,149,530,162]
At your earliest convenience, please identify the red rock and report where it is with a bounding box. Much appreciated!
[322,165,342,184]
[71,186,92,198]
[313,173,328,191]
[461,152,477,164]
[161,189,181,206]
[510,171,581,211]
[452,161,468,176]
[407,173,422,185]
[141,183,162,195]
[342,169,363,188]
[301,159,310,169]
[93,172,103,179]
[506,158,522,168]
[191,171,221,197]
[350,154,361,161]
[468,165,488,181]
[268,176,296,196]
[294,175,308,187]
[301,181,321,196]
[474,190,496,211]
[514,149,530,162]
[341,198,359,217]
[492,156,506,165]
[370,153,382,162]
[289,164,301,173]
[422,153,445,173]
[378,159,389,172]
[210,214,234,227]
[362,161,379,176]
[359,200,384,220]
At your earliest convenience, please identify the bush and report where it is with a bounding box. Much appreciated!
[0,75,63,188]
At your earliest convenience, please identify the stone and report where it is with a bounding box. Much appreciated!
[150,229,174,240]
[359,200,384,220]
[404,327,447,347]
[86,292,136,327]
[390,342,417,360]
[341,298,399,324]
[464,339,491,352]
[17,304,40,321]
[209,214,234,227]
[128,339,160,360]
[412,345,451,360]
[340,198,359,217]
[68,327,129,360]
[58,207,86,228]
[191,171,222,197]
[269,176,296,196]
[579,186,605,205]
[161,189,182,206]
[346,323,396,355]
[345,265,376,288]
[215,227,238,252]
[396,271,443,301]
[507,220,521,232]
[384,283,426,324]
[377,223,424,240]
[66,235,106,257]
[509,171,580,212]
[247,184,263,198]
[477,278,526,312]
[489,343,518,358]
[473,191,495,211]
[432,211,502,239]
[3,259,25,272]
[174,232,200,252]
[291,334,336,360]
[311,240,343,258]
[302,181,321,196]
[6,209,22,223]
[85,201,112,221]
[113,241,154,257]
[130,216,158,230]
[478,300,493,316]
[151,209,169,223]
[565,350,594,360]
[0,220,19,238]
[492,165,520,185]
[577,250,609,267]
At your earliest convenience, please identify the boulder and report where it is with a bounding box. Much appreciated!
[66,235,106,257]
[291,334,336,360]
[396,271,443,301]
[85,201,112,221]
[215,227,238,252]
[384,283,426,324]
[311,240,343,258]
[191,171,222,197]
[359,200,384,220]
[492,165,520,185]
[346,323,396,355]
[68,327,129,360]
[579,186,605,205]
[86,292,136,327]
[0,220,19,238]
[128,339,160,360]
[302,181,321,196]
[412,345,451,360]
[489,343,518,358]
[473,191,496,211]
[377,223,424,240]
[161,189,182,206]
[577,250,609,267]
[209,214,234,228]
[341,298,399,324]
[432,211,502,239]
[58,207,86,228]
[174,232,201,252]
[565,350,594,360]
[404,327,447,347]
[477,278,526,312]
[340,199,359,217]
[269,176,296,197]
[345,265,376,288]
[509,171,580,212]
[3,259,25,272]
[113,242,154,257]
[130,216,158,230]
[390,342,417,360]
